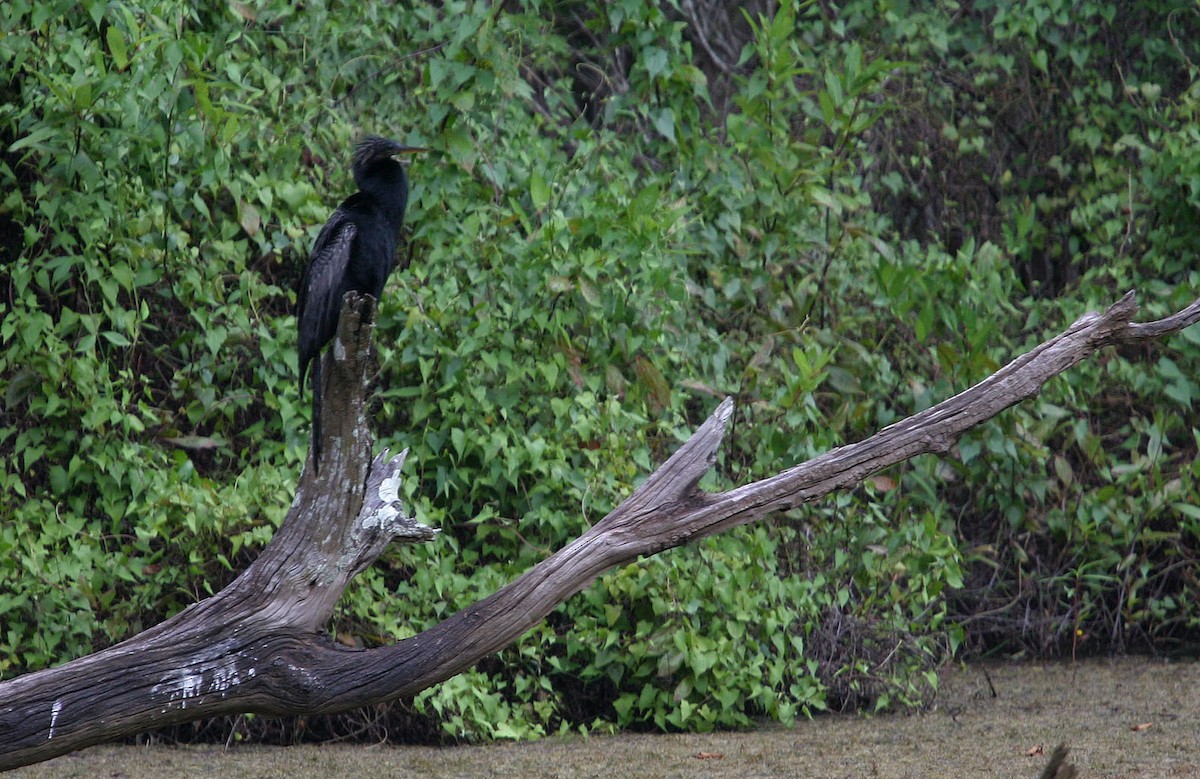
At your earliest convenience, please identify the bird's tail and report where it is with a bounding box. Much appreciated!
[311,356,323,475]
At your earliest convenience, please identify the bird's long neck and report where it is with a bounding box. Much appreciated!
[356,160,410,230]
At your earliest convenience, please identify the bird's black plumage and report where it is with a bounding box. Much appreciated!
[297,135,424,472]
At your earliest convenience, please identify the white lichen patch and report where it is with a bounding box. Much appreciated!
[378,469,402,506]
[48,699,62,739]
[151,658,257,710]
[210,658,256,693]
[151,670,205,709]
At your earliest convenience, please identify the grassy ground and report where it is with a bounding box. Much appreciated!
[9,658,1198,778]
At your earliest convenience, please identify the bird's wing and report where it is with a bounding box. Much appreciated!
[297,218,357,385]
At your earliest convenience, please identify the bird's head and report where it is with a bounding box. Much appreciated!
[352,135,426,191]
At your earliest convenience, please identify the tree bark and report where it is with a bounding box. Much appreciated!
[1,291,1198,771]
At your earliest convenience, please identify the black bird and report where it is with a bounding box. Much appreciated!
[297,135,425,472]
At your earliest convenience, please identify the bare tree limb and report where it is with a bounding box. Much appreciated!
[1,291,1196,771]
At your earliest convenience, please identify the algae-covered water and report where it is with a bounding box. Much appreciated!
[9,658,1197,778]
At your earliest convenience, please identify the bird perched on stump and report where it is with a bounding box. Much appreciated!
[297,134,425,472]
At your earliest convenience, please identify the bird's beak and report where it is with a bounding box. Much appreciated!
[392,145,428,156]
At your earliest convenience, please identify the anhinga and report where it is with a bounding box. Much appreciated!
[297,135,425,472]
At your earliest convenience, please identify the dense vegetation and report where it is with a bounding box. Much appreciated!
[2,0,1199,743]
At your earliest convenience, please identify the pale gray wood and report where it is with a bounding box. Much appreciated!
[1,291,1197,771]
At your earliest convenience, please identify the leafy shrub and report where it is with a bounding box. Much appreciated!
[2,0,1198,744]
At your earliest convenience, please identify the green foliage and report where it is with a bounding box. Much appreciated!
[0,1,306,674]
[2,0,1199,743]
[845,0,1200,655]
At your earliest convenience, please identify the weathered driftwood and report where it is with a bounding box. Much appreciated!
[1,291,1198,771]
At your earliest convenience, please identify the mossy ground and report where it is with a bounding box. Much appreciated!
[11,658,1198,778]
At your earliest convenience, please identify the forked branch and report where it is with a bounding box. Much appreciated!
[1,291,1197,771]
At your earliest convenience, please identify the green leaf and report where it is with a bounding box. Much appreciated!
[162,434,226,450]
[914,301,933,343]
[628,183,660,217]
[530,170,549,211]
[238,200,261,237]
[9,126,61,153]
[106,25,128,71]
[823,69,844,107]
[1031,48,1048,74]
[643,46,668,80]
[818,89,836,127]
[101,331,132,347]
[652,107,676,143]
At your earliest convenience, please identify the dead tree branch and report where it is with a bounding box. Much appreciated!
[1,290,1197,771]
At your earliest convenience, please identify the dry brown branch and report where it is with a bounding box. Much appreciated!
[1,290,1197,771]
